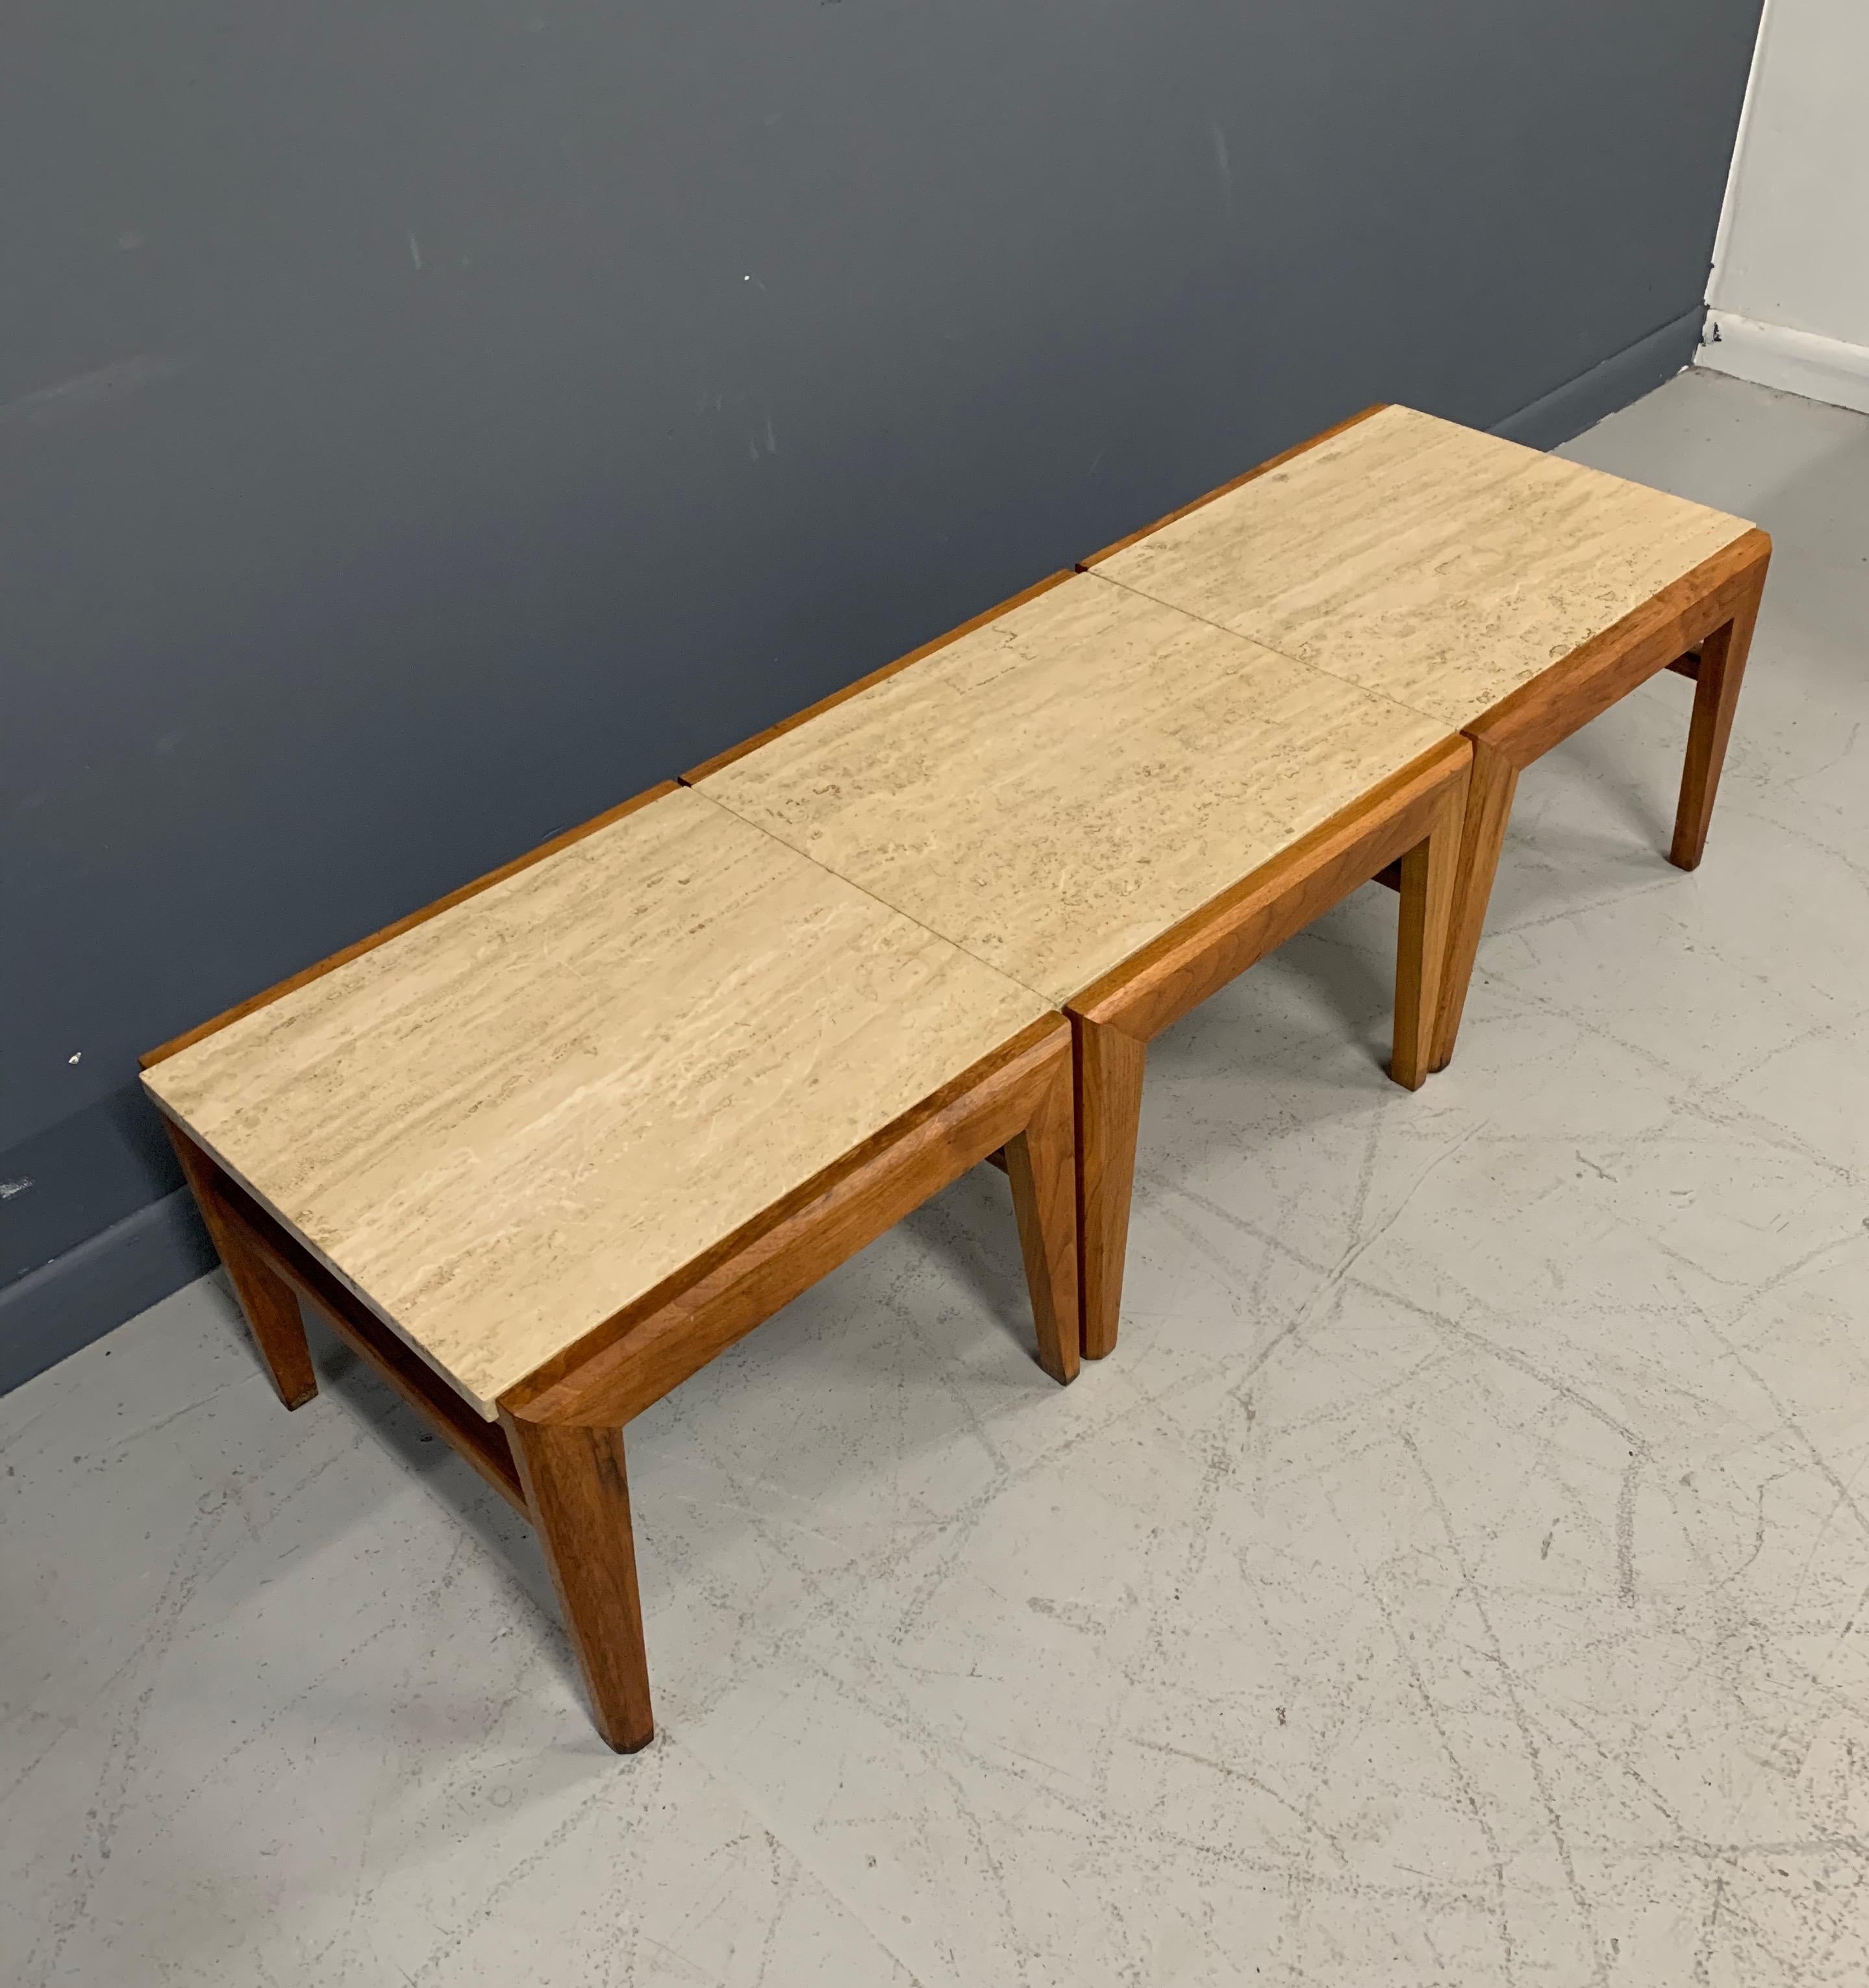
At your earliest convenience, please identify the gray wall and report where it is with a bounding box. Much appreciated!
[3,1,1764,1390]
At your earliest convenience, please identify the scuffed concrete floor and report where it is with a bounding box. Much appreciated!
[5,369,1867,1987]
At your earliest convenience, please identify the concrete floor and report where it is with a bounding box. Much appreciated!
[5,369,1867,1987]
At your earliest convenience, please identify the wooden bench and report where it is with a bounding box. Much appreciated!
[1083,404,1771,1069]
[145,404,1760,1753]
[143,785,1079,1750]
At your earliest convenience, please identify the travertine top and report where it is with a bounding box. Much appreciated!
[696,573,1450,1004]
[144,788,1049,1417]
[1096,404,1753,728]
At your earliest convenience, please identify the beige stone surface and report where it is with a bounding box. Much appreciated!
[696,573,1451,1005]
[143,788,1049,1417]
[1096,403,1753,728]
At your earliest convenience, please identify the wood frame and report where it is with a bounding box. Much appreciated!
[160,1122,535,1513]
[1072,410,1774,1078]
[1428,525,1771,1069]
[160,1013,1077,1751]
[146,408,1766,1752]
[1065,737,1470,1360]
[147,774,1084,1754]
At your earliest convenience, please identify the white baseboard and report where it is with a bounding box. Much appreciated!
[1696,310,1869,417]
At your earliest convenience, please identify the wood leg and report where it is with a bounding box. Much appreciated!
[165,1123,318,1410]
[1390,773,1464,1091]
[1429,736,1520,1074]
[1073,1014,1148,1361]
[500,1414,655,1753]
[1670,576,1762,871]
[1002,1043,1081,1385]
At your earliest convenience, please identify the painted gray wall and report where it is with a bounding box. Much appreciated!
[3,1,1764,1389]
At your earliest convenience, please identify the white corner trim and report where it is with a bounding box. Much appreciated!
[1697,310,1869,417]
[1705,0,1774,305]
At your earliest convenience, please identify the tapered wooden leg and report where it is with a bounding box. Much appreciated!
[1003,1045,1081,1385]
[1072,1013,1148,1361]
[500,1414,655,1753]
[165,1123,318,1410]
[1390,773,1464,1091]
[1670,575,1762,871]
[1430,736,1520,1074]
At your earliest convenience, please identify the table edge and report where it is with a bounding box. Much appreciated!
[1064,736,1469,1026]
[496,1010,1070,1423]
[1468,525,1774,764]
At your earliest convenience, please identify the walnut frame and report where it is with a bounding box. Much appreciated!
[1065,738,1470,1359]
[148,847,1080,1754]
[1078,412,1774,1075]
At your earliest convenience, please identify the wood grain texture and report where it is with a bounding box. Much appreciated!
[1427,537,1770,1048]
[696,572,1450,1006]
[1672,558,1766,870]
[499,1416,655,1753]
[144,787,1049,1417]
[169,1142,529,1512]
[1073,1014,1147,1365]
[1064,741,1471,1357]
[1095,405,1756,731]
[1390,775,1464,1092]
[176,1009,1074,1757]
[168,1122,318,1411]
[1470,530,1772,766]
[495,1017,1077,1752]
[500,1017,1076,1428]
[1429,736,1522,1074]
[1068,741,1469,1043]
[1001,1038,1080,1384]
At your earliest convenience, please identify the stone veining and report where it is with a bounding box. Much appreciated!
[142,787,1048,1414]
[1097,404,1754,728]
[698,573,1451,1004]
